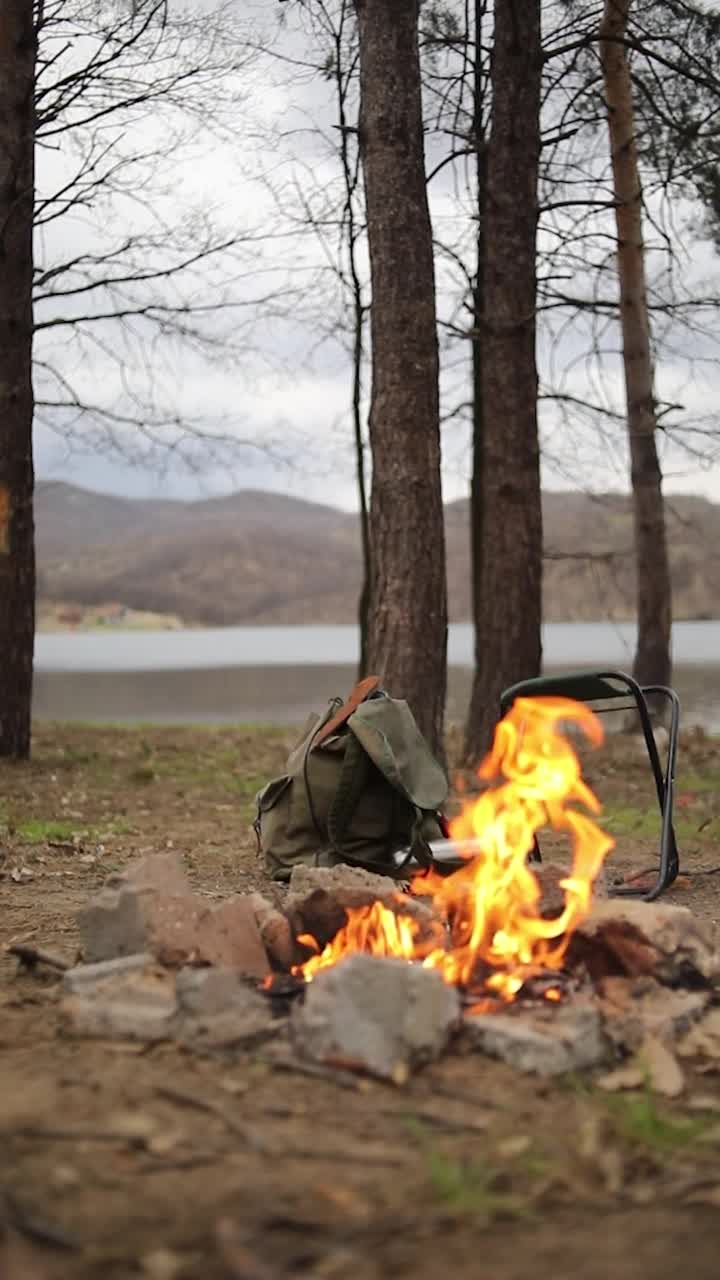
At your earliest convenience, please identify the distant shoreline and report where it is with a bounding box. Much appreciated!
[36,607,720,634]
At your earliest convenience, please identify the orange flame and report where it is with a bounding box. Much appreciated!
[295,697,614,1000]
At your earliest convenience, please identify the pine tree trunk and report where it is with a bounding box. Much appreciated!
[600,0,672,692]
[465,0,488,763]
[0,0,36,760]
[463,0,543,765]
[355,0,447,757]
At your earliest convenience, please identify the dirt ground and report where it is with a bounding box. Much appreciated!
[2,722,720,1280]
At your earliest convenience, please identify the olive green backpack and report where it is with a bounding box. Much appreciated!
[254,677,449,882]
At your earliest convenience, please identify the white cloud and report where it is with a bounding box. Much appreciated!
[33,0,720,511]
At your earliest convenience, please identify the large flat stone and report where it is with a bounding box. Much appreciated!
[292,954,460,1083]
[78,886,269,977]
[106,851,191,896]
[60,969,178,1041]
[62,953,154,994]
[176,968,278,1048]
[287,864,431,921]
[462,1004,613,1076]
[285,865,434,956]
[61,963,277,1047]
[573,899,719,985]
[597,976,710,1051]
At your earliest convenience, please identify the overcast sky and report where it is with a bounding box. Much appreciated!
[34,0,720,511]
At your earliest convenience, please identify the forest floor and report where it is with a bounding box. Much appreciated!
[2,722,720,1280]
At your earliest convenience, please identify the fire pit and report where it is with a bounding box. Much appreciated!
[287,696,612,1005]
[53,695,719,1088]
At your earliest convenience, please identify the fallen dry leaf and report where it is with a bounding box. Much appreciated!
[684,1186,720,1207]
[641,1037,685,1099]
[686,1095,720,1114]
[496,1134,532,1159]
[140,1247,188,1279]
[597,1065,645,1092]
[677,1008,720,1060]
[146,1128,186,1156]
[314,1183,373,1222]
[106,1110,162,1142]
[10,866,34,884]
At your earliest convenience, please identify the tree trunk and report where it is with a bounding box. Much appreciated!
[464,0,488,763]
[0,0,36,760]
[355,0,447,757]
[463,0,543,766]
[600,0,672,692]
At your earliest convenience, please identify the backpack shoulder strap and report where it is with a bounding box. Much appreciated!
[326,731,372,854]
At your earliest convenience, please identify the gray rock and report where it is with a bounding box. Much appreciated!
[105,851,191,896]
[287,863,430,919]
[176,966,266,1016]
[176,967,277,1048]
[292,954,460,1083]
[60,970,178,1041]
[598,976,710,1052]
[78,885,269,977]
[576,899,720,985]
[462,1004,612,1076]
[78,886,153,964]
[179,1006,279,1049]
[61,962,276,1047]
[62,953,154,994]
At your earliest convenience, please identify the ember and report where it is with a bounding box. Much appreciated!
[295,697,615,1001]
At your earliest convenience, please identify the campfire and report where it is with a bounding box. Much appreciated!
[53,700,719,1086]
[294,696,614,1004]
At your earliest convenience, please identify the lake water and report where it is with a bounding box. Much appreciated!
[33,620,720,732]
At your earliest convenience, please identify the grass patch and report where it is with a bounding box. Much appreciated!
[0,815,134,843]
[406,1119,540,1221]
[602,803,706,841]
[676,770,720,796]
[6,818,81,843]
[602,806,663,838]
[604,1088,708,1156]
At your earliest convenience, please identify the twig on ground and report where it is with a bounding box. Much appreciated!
[154,1084,268,1152]
[3,1124,154,1147]
[282,1146,409,1167]
[5,944,72,972]
[1,1191,79,1251]
[260,1055,370,1091]
[137,1154,225,1174]
[381,1105,489,1134]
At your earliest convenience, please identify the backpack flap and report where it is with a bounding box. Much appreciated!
[346,696,449,867]
[347,696,448,812]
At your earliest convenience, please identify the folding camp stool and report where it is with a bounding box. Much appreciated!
[500,669,680,902]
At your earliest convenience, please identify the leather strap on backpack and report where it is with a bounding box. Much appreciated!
[311,675,382,749]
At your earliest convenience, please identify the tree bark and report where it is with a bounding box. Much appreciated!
[0,0,36,759]
[464,0,488,763]
[355,0,447,757]
[463,0,543,765]
[600,0,672,692]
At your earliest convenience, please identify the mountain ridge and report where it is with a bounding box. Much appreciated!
[35,480,720,624]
